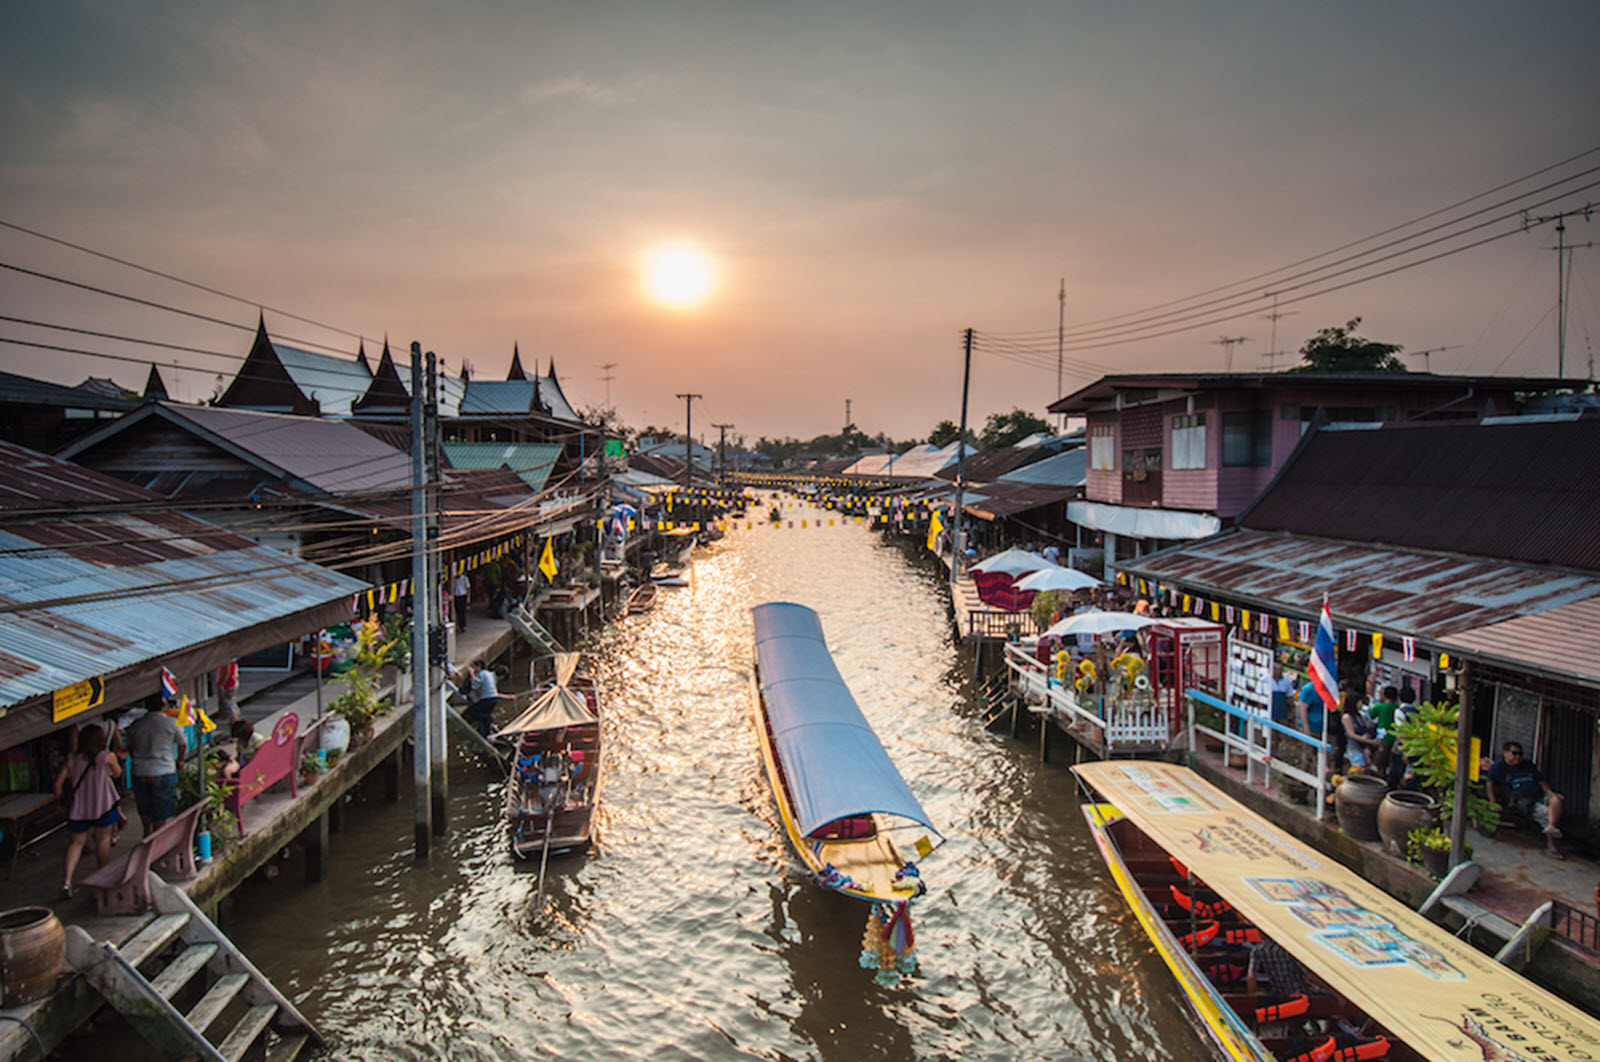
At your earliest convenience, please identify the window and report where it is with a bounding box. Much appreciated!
[1171,413,1207,469]
[1222,410,1272,467]
[1090,424,1115,470]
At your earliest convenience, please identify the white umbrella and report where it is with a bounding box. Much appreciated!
[1013,565,1101,593]
[1043,610,1158,639]
[969,548,1049,576]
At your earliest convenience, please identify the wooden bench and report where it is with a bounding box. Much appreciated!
[80,800,205,915]
[224,711,300,835]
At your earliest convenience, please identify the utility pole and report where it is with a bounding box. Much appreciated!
[844,399,851,433]
[1524,203,1595,377]
[713,423,734,482]
[952,329,973,590]
[408,342,433,858]
[675,392,701,489]
[599,362,618,411]
[1258,294,1297,371]
[1213,335,1250,373]
[1057,279,1066,430]
[425,352,447,834]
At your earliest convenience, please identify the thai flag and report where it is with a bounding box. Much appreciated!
[1309,597,1339,714]
[160,667,180,700]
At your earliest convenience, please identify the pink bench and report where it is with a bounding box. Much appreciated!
[79,801,205,914]
[224,712,300,835]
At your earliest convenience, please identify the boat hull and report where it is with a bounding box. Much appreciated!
[503,677,602,859]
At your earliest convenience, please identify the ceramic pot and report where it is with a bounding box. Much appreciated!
[1422,843,1451,878]
[1334,774,1387,842]
[1377,791,1437,857]
[0,906,65,1007]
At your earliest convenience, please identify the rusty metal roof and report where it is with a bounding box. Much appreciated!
[0,440,155,509]
[1117,529,1600,646]
[1241,418,1600,573]
[963,483,1077,521]
[1443,596,1600,686]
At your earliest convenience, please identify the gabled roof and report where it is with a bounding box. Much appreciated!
[1048,370,1572,415]
[540,364,579,420]
[217,319,372,417]
[143,364,169,400]
[443,442,563,493]
[507,344,528,381]
[460,379,538,416]
[997,447,1087,488]
[0,369,140,412]
[60,402,412,496]
[352,342,465,417]
[1239,417,1600,572]
[936,441,1060,484]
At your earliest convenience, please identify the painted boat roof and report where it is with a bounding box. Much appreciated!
[1073,760,1600,1061]
[751,602,941,841]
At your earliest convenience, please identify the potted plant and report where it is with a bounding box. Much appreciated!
[327,616,397,744]
[177,747,240,858]
[299,752,325,787]
[1405,826,1471,878]
[1382,700,1500,860]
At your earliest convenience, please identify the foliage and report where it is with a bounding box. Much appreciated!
[1030,590,1066,632]
[1293,317,1406,372]
[1405,826,1470,865]
[751,428,913,464]
[380,612,411,672]
[927,420,978,449]
[328,616,396,731]
[299,752,325,775]
[1394,700,1500,833]
[979,408,1052,451]
[177,747,239,848]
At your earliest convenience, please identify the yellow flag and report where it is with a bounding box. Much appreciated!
[198,705,216,734]
[538,538,558,581]
[176,694,193,727]
[926,509,944,552]
[1372,632,1383,658]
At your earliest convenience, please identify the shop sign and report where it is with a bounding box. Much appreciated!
[53,674,105,722]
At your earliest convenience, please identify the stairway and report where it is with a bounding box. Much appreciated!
[63,874,322,1062]
[508,603,564,657]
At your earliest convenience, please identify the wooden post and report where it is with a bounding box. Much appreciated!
[1449,661,1473,867]
[1039,715,1051,764]
[385,745,402,804]
[305,811,330,882]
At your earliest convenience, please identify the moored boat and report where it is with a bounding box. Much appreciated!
[626,582,658,614]
[498,653,602,858]
[1072,760,1600,1062]
[750,601,943,985]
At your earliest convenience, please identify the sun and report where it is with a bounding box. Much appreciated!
[642,243,716,309]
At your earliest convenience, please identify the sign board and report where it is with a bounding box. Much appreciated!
[52,675,105,722]
[1226,632,1273,720]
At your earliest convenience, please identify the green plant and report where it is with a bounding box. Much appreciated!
[299,752,325,775]
[1030,590,1066,633]
[1404,825,1472,865]
[178,747,239,849]
[380,613,412,672]
[328,616,396,731]
[324,747,342,767]
[1394,701,1500,834]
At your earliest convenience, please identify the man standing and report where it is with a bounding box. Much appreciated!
[452,570,471,632]
[124,702,185,836]
[1486,741,1566,858]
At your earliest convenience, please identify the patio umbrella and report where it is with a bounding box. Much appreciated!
[1014,565,1101,593]
[969,548,1049,576]
[1043,610,1158,639]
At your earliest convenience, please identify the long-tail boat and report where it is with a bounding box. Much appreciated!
[750,601,943,985]
[1073,760,1600,1062]
[499,653,602,859]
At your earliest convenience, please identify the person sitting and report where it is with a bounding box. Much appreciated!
[1485,741,1565,858]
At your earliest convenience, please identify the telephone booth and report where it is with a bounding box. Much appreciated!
[1144,618,1226,734]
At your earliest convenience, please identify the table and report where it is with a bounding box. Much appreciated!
[0,791,63,879]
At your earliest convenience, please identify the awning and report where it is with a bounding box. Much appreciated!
[1067,500,1220,540]
[964,483,1075,521]
[496,653,596,734]
[751,602,941,841]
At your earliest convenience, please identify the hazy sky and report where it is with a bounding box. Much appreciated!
[3,2,1597,442]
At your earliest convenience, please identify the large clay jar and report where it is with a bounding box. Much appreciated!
[0,906,65,1007]
[1377,791,1438,857]
[1334,773,1387,842]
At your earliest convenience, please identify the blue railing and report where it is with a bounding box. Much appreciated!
[1184,688,1331,820]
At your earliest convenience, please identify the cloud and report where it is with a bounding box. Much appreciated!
[519,75,627,109]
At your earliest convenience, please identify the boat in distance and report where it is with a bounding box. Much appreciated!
[750,601,942,984]
[498,653,602,858]
[626,582,658,613]
[1072,760,1600,1062]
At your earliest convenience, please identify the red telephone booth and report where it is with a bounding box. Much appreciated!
[1144,618,1226,727]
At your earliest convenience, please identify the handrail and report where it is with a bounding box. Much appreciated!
[1184,688,1330,752]
[1183,688,1330,821]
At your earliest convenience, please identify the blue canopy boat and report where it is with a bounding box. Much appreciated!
[750,602,943,983]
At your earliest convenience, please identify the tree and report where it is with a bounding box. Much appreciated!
[979,408,1052,450]
[1294,317,1406,372]
[928,420,973,448]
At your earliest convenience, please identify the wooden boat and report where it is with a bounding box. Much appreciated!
[626,582,658,614]
[499,653,601,858]
[649,565,688,587]
[750,602,943,986]
[1072,760,1600,1062]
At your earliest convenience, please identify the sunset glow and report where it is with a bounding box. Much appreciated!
[643,243,715,309]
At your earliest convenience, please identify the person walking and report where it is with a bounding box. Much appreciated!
[53,723,122,898]
[452,571,471,631]
[124,703,186,836]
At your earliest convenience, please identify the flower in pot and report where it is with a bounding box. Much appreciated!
[1405,826,1471,878]
[299,752,325,786]
[328,616,396,742]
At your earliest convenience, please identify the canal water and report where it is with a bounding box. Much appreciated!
[225,502,1207,1060]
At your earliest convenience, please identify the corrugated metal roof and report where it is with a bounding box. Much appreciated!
[843,454,893,477]
[964,483,1075,521]
[540,372,579,421]
[1241,418,1600,573]
[936,443,1056,483]
[460,380,537,416]
[0,370,140,411]
[274,343,373,418]
[157,404,412,495]
[1048,371,1574,414]
[1118,529,1600,643]
[998,448,1087,487]
[1443,596,1600,686]
[443,442,562,493]
[0,441,155,508]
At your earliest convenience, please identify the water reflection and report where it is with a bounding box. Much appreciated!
[222,503,1208,1060]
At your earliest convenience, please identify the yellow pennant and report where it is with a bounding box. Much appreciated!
[539,537,558,581]
[1372,632,1383,658]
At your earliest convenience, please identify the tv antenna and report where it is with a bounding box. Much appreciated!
[1213,335,1250,372]
[1405,345,1460,373]
[598,362,619,411]
[1258,293,1298,370]
[1522,202,1595,377]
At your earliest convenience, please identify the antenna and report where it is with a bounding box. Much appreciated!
[1405,345,1461,373]
[1258,293,1298,370]
[844,398,852,433]
[1522,202,1595,376]
[1212,335,1250,372]
[598,362,618,411]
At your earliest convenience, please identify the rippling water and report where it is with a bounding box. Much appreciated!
[226,503,1208,1060]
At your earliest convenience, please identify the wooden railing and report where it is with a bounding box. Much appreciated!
[1552,899,1600,956]
[966,610,1042,641]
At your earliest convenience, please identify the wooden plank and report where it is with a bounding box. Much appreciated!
[264,1031,312,1062]
[120,913,191,970]
[187,972,249,1036]
[218,1002,278,1062]
[150,942,219,1000]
